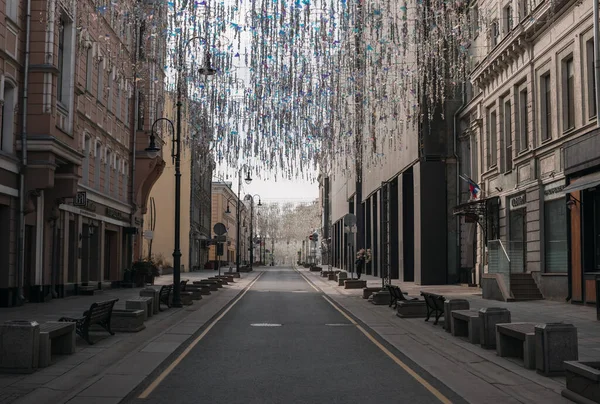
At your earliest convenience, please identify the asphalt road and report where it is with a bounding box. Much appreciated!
[128,267,463,404]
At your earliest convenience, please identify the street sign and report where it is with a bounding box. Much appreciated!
[214,235,227,242]
[213,222,227,236]
[143,230,154,240]
[74,191,87,207]
[343,213,356,226]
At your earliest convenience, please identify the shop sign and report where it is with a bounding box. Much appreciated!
[544,181,566,201]
[73,191,87,207]
[509,193,526,210]
[106,207,125,220]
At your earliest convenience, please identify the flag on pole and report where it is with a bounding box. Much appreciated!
[459,174,481,199]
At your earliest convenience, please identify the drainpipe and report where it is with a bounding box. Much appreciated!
[17,0,33,304]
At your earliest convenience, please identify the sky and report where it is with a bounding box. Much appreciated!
[214,171,319,203]
[241,177,319,203]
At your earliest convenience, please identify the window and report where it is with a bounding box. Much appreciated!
[517,88,529,152]
[124,96,130,127]
[116,88,121,119]
[86,47,93,91]
[544,199,567,272]
[563,56,575,131]
[138,21,146,60]
[490,20,499,48]
[97,60,104,103]
[137,91,145,130]
[105,150,112,194]
[503,100,512,172]
[586,39,597,118]
[503,4,513,34]
[82,136,90,185]
[94,143,102,190]
[107,73,113,112]
[114,156,120,197]
[6,0,17,22]
[540,73,551,141]
[519,0,529,20]
[57,17,66,105]
[1,81,16,153]
[470,4,480,38]
[487,108,497,168]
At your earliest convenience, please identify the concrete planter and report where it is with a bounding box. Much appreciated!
[111,309,146,332]
[328,274,336,281]
[344,280,367,289]
[562,361,600,404]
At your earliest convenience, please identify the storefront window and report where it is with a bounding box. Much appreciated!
[544,199,568,272]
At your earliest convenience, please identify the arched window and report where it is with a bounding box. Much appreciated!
[1,79,16,153]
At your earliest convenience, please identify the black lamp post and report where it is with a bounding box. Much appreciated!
[170,36,216,308]
[236,166,252,272]
[245,193,261,270]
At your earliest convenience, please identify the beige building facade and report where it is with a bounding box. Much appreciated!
[209,182,248,268]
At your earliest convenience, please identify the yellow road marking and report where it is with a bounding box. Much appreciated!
[138,272,264,399]
[321,295,452,404]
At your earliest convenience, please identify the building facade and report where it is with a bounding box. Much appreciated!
[323,0,461,286]
[209,182,248,268]
[455,0,598,303]
[0,0,166,306]
[143,95,214,272]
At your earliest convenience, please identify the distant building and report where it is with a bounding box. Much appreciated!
[209,182,248,269]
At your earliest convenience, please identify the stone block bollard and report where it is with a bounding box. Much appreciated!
[140,288,160,314]
[443,299,469,333]
[479,307,511,349]
[0,320,40,373]
[535,323,578,376]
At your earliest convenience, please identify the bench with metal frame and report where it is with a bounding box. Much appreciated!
[386,285,419,308]
[58,299,118,345]
[159,284,173,311]
[421,291,445,325]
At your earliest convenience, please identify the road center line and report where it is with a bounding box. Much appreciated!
[295,267,452,404]
[138,272,264,399]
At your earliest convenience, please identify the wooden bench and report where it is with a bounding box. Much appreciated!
[387,285,419,308]
[58,299,118,345]
[159,284,173,311]
[496,322,537,369]
[38,322,76,367]
[451,310,481,344]
[421,292,445,325]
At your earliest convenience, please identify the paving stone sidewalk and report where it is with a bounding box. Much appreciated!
[0,270,258,404]
[304,267,599,404]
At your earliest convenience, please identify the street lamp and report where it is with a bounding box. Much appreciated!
[148,118,173,159]
[244,193,261,270]
[169,35,216,308]
[236,165,252,272]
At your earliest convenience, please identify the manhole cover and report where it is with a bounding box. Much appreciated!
[250,323,282,327]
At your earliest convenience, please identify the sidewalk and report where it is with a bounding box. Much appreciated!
[303,267,600,404]
[0,270,259,404]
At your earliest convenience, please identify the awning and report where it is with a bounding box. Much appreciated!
[563,171,600,194]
